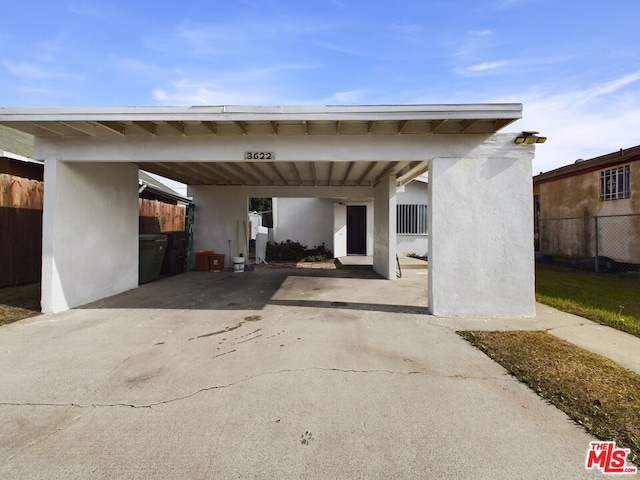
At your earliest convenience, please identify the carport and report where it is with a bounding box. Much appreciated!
[0,104,536,317]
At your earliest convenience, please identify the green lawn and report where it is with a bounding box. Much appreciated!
[536,263,640,338]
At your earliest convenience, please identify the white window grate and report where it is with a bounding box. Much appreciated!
[600,165,631,201]
[397,204,428,235]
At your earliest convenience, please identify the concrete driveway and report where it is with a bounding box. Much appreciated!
[0,268,603,479]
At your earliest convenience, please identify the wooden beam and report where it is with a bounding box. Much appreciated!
[268,121,278,135]
[202,121,217,134]
[328,162,334,186]
[373,161,411,185]
[342,161,356,184]
[310,162,317,185]
[60,121,95,136]
[336,121,341,135]
[197,162,234,184]
[397,120,409,134]
[96,121,126,135]
[212,163,246,184]
[290,162,303,186]
[493,118,513,131]
[142,162,194,185]
[247,162,273,184]
[303,120,309,135]
[133,121,157,136]
[166,121,185,135]
[396,161,429,186]
[228,162,262,185]
[31,122,66,136]
[166,162,212,184]
[234,121,247,135]
[429,120,446,133]
[461,119,480,133]
[357,161,378,184]
[268,162,288,184]
[367,121,376,133]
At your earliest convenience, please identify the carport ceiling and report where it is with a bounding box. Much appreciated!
[0,104,522,187]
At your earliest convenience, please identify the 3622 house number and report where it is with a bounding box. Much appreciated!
[245,152,274,160]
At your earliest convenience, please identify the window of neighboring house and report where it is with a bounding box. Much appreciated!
[397,204,428,235]
[600,165,631,201]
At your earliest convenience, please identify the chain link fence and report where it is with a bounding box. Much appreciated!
[536,214,640,273]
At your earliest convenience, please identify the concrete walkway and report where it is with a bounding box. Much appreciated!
[0,268,636,479]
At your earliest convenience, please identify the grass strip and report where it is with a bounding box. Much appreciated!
[0,283,41,326]
[459,330,640,466]
[536,264,640,338]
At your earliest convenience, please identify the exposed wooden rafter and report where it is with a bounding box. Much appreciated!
[133,121,157,136]
[268,162,288,184]
[167,121,185,135]
[397,120,409,134]
[357,161,378,185]
[96,121,127,135]
[429,120,447,133]
[290,162,303,185]
[234,121,248,135]
[461,119,480,133]
[268,121,278,135]
[60,122,95,136]
[202,121,217,134]
[342,161,356,184]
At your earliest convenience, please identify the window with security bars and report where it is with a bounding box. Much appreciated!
[397,204,428,235]
[600,165,631,201]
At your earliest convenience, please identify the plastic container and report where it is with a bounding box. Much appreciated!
[233,256,245,273]
[195,250,214,271]
[209,254,225,271]
[139,234,168,284]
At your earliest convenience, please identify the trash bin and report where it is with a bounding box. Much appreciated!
[139,234,168,284]
[161,231,189,276]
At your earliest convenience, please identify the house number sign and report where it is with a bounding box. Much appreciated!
[245,152,274,160]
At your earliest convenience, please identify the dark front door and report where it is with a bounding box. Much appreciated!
[347,205,367,255]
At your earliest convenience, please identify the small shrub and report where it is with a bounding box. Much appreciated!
[266,241,333,262]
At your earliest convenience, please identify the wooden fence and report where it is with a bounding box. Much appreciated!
[0,174,44,286]
[1,173,186,286]
[139,198,186,233]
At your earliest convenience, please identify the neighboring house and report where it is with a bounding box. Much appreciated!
[533,145,640,266]
[270,176,428,257]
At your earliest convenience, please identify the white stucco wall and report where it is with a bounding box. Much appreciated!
[272,198,334,250]
[373,175,397,279]
[428,136,535,317]
[190,185,375,268]
[41,160,138,313]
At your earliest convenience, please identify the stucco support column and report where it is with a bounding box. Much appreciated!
[428,148,535,317]
[373,175,397,279]
[41,160,138,313]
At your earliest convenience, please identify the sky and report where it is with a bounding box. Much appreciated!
[1,0,640,193]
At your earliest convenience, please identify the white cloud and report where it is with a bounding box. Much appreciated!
[504,71,640,174]
[2,60,82,80]
[328,89,369,103]
[469,29,493,37]
[463,60,507,73]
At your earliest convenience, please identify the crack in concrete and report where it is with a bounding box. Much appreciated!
[0,367,514,410]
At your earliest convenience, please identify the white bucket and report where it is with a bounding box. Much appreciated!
[233,256,245,273]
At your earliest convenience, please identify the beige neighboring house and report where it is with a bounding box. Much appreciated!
[533,145,640,266]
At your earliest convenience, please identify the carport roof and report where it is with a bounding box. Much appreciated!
[0,104,522,187]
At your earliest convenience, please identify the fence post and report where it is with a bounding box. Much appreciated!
[594,216,599,273]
